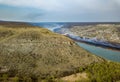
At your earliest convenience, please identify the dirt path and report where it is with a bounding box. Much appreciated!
[61,72,88,82]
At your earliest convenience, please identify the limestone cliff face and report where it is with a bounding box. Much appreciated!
[0,22,104,78]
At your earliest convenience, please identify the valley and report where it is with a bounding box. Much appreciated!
[0,21,120,82]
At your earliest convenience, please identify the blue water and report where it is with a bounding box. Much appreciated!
[77,42,120,62]
[31,22,120,62]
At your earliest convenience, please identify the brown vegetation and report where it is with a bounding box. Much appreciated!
[0,22,104,81]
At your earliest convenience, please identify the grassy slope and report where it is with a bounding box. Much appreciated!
[85,61,120,82]
[70,24,120,43]
[58,61,120,82]
[0,23,104,81]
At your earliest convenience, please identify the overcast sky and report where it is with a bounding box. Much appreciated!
[0,0,120,22]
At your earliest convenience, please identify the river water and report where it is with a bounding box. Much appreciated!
[77,42,120,62]
[31,23,120,62]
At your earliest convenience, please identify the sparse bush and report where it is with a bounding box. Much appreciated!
[2,74,8,82]
[12,76,19,82]
[85,62,120,82]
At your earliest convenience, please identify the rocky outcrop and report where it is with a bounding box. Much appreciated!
[70,24,120,43]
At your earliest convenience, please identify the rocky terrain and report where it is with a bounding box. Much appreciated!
[0,22,120,82]
[69,24,120,43]
[0,22,105,81]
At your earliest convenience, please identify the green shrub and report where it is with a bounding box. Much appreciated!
[85,62,120,82]
[12,76,19,82]
[2,74,8,82]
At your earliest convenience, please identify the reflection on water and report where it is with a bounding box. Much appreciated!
[77,42,120,62]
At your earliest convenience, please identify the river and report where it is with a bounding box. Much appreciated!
[31,22,120,62]
[77,42,120,62]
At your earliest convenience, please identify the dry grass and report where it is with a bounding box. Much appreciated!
[60,72,88,82]
[0,22,104,81]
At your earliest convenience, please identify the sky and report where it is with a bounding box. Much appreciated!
[0,0,120,22]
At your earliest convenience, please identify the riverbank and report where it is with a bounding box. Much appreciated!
[66,34,120,51]
[35,23,120,62]
[77,42,120,62]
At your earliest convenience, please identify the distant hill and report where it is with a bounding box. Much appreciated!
[70,24,120,43]
[0,21,32,28]
[0,22,104,81]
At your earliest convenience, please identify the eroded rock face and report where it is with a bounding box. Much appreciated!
[69,24,120,43]
[0,24,104,78]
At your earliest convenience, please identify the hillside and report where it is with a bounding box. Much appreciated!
[70,24,120,43]
[0,21,32,27]
[0,23,105,81]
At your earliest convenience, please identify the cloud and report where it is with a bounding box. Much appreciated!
[0,0,119,11]
[0,0,120,22]
[0,0,62,11]
[0,4,45,21]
